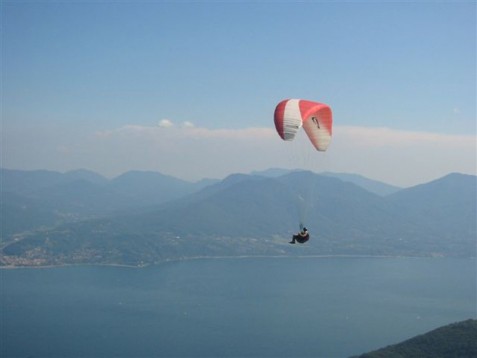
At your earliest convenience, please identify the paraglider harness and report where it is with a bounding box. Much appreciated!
[291,227,309,244]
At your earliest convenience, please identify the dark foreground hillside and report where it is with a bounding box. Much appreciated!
[353,319,477,358]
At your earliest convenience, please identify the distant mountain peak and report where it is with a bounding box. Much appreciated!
[321,171,402,196]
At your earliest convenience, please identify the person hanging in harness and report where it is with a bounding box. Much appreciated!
[289,227,309,244]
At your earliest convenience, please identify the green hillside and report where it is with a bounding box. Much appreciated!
[354,319,477,358]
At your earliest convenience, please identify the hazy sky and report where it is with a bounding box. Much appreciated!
[2,1,476,187]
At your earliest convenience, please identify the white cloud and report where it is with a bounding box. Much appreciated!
[87,124,476,186]
[335,125,476,148]
[4,122,476,187]
[96,124,275,140]
[96,123,476,148]
[181,121,195,128]
[183,127,275,139]
[329,126,476,186]
[158,119,174,128]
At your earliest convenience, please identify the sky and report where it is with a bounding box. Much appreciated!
[2,1,476,187]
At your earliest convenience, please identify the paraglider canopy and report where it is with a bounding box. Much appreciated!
[274,99,332,151]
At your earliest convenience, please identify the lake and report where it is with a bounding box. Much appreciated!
[1,257,476,357]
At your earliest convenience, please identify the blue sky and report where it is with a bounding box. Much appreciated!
[2,1,476,186]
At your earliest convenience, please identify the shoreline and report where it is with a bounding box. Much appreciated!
[1,254,474,270]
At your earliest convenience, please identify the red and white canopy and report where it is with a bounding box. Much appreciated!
[274,99,333,152]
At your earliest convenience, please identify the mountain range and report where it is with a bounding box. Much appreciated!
[1,168,475,266]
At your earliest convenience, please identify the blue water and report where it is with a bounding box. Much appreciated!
[1,257,476,357]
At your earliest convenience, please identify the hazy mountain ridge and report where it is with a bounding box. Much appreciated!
[1,169,475,266]
[321,171,402,196]
[252,168,402,196]
[388,173,476,235]
[1,168,217,234]
[0,167,398,236]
